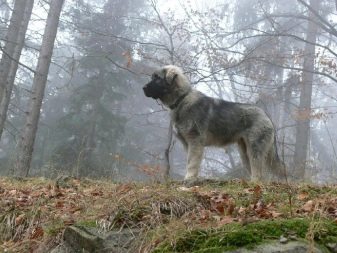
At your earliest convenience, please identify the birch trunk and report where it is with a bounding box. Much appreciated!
[14,0,64,177]
[0,0,27,102]
[0,0,34,140]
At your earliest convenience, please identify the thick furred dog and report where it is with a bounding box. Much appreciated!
[143,65,285,182]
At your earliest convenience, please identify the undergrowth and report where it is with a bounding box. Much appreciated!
[0,177,336,252]
[152,218,337,252]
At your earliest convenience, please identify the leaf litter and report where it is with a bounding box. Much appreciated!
[0,177,336,252]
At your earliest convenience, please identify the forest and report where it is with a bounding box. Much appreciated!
[0,0,337,183]
[1,1,337,252]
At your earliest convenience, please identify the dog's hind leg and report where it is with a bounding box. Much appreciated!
[238,138,251,177]
[185,142,204,180]
[266,145,287,182]
[246,126,274,182]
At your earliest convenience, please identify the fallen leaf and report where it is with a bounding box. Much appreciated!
[297,191,309,201]
[219,216,235,225]
[15,214,25,225]
[210,193,235,215]
[253,185,262,201]
[302,200,315,212]
[238,207,246,215]
[199,209,210,221]
[91,190,103,196]
[55,200,65,209]
[30,226,44,239]
[116,184,133,194]
[9,189,17,195]
[271,211,283,218]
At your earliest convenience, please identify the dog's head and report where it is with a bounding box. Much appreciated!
[143,66,180,99]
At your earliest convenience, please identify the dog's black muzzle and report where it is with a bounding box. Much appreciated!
[142,83,154,98]
[143,80,169,100]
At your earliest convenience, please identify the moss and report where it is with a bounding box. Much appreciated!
[153,218,337,252]
[44,219,65,236]
[76,220,97,228]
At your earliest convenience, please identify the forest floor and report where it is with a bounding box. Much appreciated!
[0,176,336,252]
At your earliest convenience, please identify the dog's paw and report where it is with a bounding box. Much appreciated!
[183,177,202,187]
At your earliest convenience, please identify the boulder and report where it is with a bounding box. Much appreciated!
[227,240,324,253]
[50,225,139,253]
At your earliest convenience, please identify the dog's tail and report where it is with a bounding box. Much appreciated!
[268,134,287,182]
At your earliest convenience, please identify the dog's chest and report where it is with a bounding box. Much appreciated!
[171,110,189,131]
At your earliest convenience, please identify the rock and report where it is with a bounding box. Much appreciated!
[63,226,104,252]
[50,226,140,253]
[50,244,69,253]
[227,240,324,253]
[279,235,288,244]
[327,243,337,253]
[55,175,76,188]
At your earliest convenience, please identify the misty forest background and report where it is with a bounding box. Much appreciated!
[0,0,336,184]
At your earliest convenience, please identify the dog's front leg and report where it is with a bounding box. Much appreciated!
[185,144,204,180]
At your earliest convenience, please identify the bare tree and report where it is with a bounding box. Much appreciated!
[293,0,320,179]
[14,0,64,177]
[0,0,34,140]
[147,0,187,180]
[0,0,28,103]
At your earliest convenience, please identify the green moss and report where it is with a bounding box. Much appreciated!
[76,220,97,228]
[44,219,65,236]
[153,218,337,253]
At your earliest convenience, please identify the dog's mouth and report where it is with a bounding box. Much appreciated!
[143,82,168,99]
[143,85,159,99]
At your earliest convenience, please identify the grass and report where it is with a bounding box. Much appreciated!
[152,218,337,252]
[0,177,336,252]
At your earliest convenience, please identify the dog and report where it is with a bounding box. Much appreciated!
[143,65,285,182]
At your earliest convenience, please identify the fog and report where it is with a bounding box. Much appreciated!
[0,0,336,183]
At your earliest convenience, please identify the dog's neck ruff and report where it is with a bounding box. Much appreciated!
[169,93,189,110]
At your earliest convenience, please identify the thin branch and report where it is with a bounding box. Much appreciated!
[0,45,36,74]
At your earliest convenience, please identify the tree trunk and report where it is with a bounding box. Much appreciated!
[293,0,319,179]
[0,0,27,102]
[0,0,10,22]
[14,0,64,177]
[0,0,34,140]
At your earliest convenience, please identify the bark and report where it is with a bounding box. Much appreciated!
[0,0,34,140]
[14,0,64,177]
[0,0,27,102]
[293,0,319,179]
[311,132,334,169]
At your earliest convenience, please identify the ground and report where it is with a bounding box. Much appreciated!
[0,177,336,252]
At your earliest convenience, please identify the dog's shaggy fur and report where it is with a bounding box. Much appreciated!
[143,65,285,182]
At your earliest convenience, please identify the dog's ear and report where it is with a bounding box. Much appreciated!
[165,68,178,86]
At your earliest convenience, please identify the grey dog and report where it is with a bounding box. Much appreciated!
[143,65,285,182]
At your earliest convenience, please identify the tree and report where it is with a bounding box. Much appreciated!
[49,0,147,177]
[293,0,320,179]
[0,0,28,106]
[0,0,34,140]
[14,0,64,177]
